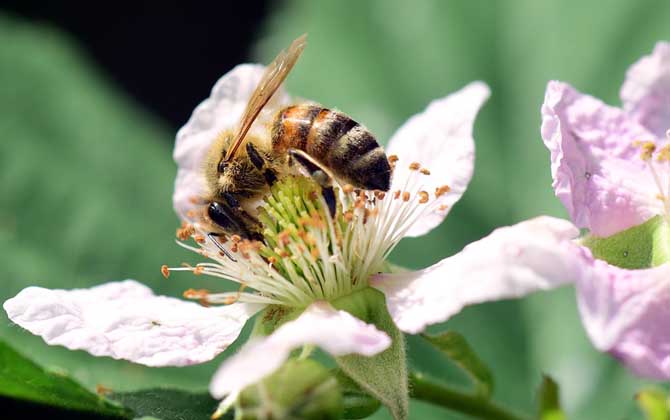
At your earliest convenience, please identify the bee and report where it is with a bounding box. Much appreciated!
[202,34,392,253]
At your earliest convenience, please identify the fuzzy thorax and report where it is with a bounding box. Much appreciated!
[165,157,450,308]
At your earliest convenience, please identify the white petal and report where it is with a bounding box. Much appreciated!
[385,82,490,237]
[209,301,390,399]
[3,280,263,367]
[576,261,670,378]
[371,216,582,334]
[173,64,292,221]
[620,41,670,138]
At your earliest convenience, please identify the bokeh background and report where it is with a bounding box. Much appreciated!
[1,1,669,419]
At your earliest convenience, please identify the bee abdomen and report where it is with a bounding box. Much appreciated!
[272,105,391,191]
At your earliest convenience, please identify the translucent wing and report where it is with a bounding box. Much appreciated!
[224,34,307,161]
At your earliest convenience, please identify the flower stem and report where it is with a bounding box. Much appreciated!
[409,372,529,420]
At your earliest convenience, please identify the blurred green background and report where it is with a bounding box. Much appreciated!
[1,1,668,419]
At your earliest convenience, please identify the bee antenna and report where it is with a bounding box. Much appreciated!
[207,233,237,262]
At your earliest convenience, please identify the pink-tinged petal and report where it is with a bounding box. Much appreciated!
[386,82,490,237]
[620,42,670,138]
[371,216,582,334]
[576,261,670,379]
[209,301,390,399]
[3,280,263,367]
[541,81,661,237]
[173,64,291,221]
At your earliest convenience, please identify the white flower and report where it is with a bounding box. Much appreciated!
[4,65,583,408]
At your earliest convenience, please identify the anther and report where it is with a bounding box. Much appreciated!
[402,191,410,202]
[420,168,431,175]
[193,266,204,275]
[438,204,449,211]
[343,210,354,221]
[231,234,242,243]
[374,191,386,200]
[388,155,399,164]
[409,162,421,171]
[393,190,401,199]
[435,185,451,197]
[183,288,209,299]
[194,234,205,244]
[657,145,670,162]
[342,184,354,194]
[160,265,170,279]
[418,191,429,203]
[639,141,656,161]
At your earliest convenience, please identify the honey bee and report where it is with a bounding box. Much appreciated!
[202,34,392,251]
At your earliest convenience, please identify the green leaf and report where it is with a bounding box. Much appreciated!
[237,359,342,420]
[0,340,130,418]
[110,389,223,420]
[582,215,670,269]
[635,388,670,420]
[536,375,566,420]
[422,331,494,398]
[332,287,408,420]
[333,369,381,419]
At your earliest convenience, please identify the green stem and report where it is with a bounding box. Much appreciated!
[410,372,529,420]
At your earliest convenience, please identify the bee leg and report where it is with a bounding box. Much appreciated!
[206,232,237,262]
[246,142,278,186]
[207,200,263,242]
[288,149,337,218]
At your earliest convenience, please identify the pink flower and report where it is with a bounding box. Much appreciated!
[541,42,670,378]
[5,62,584,410]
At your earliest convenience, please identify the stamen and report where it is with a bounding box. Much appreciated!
[160,265,170,279]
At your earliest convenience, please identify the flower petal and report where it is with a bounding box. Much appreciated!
[3,280,262,367]
[386,82,490,237]
[620,42,670,138]
[209,301,390,399]
[576,260,670,379]
[370,216,582,334]
[541,81,661,237]
[173,64,292,221]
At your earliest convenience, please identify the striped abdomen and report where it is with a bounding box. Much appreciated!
[272,104,391,191]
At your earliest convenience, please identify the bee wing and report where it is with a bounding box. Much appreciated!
[224,34,307,162]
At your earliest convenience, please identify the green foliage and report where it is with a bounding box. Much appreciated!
[333,369,382,419]
[237,359,342,420]
[422,331,494,398]
[636,388,670,420]
[110,389,222,420]
[332,288,408,420]
[582,216,670,269]
[536,376,566,420]
[0,340,130,418]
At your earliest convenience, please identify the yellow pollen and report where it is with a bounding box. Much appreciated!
[160,265,170,279]
[639,141,656,161]
[194,234,205,244]
[193,266,204,275]
[409,162,421,170]
[657,145,670,162]
[231,234,242,243]
[342,184,354,194]
[420,168,431,175]
[418,191,429,203]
